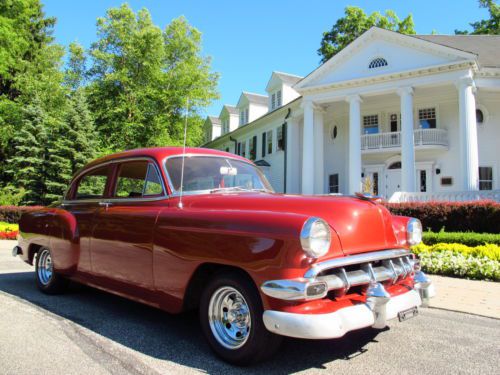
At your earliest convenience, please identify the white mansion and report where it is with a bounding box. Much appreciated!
[203,27,500,202]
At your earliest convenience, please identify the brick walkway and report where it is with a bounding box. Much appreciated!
[428,275,500,319]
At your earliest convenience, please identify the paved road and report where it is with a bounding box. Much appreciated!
[0,241,499,375]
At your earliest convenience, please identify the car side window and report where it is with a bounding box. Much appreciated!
[75,166,110,200]
[114,161,164,198]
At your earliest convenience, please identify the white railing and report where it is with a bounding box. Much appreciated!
[361,129,448,150]
[389,190,500,203]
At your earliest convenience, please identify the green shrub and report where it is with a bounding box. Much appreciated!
[0,205,43,223]
[423,231,500,246]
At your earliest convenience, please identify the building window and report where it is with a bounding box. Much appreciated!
[388,161,401,169]
[476,109,484,124]
[271,93,276,110]
[266,130,273,154]
[441,177,453,186]
[373,172,379,195]
[223,119,229,133]
[479,167,493,190]
[277,90,282,107]
[420,170,427,192]
[329,174,339,193]
[237,142,241,155]
[363,115,379,134]
[368,57,388,69]
[261,132,266,157]
[390,113,399,132]
[249,136,257,160]
[241,141,246,158]
[419,108,436,129]
[276,126,284,151]
[245,108,249,124]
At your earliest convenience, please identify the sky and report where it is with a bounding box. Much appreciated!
[43,0,490,117]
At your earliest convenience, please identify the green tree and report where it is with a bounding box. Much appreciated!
[64,42,87,91]
[8,97,49,205]
[455,0,499,34]
[318,6,416,62]
[87,4,219,151]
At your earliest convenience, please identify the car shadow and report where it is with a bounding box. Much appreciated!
[0,271,385,374]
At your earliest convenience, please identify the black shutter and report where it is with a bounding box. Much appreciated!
[282,123,286,151]
[262,132,266,157]
[237,142,241,155]
[252,135,257,160]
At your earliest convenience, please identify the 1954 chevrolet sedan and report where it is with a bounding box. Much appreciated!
[13,147,434,365]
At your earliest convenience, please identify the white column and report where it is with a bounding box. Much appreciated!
[457,75,479,191]
[314,108,325,194]
[301,100,315,194]
[346,95,362,194]
[286,116,300,194]
[397,86,416,192]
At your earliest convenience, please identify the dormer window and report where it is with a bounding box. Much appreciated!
[271,90,282,110]
[368,57,388,69]
[240,108,249,125]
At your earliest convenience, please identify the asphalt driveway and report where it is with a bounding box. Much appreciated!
[0,241,499,374]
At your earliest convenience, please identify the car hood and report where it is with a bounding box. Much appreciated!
[184,192,400,256]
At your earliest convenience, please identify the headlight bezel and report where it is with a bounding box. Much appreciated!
[406,218,422,246]
[300,217,331,258]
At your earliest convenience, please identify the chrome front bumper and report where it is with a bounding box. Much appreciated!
[261,249,435,338]
[263,289,424,339]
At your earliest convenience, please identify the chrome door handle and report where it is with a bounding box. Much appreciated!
[98,201,111,208]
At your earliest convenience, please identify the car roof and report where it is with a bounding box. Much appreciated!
[84,147,249,170]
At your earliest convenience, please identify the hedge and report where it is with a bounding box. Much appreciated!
[0,205,43,224]
[413,243,500,262]
[384,200,500,233]
[423,231,500,246]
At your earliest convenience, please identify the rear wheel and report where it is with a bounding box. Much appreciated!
[35,247,69,294]
[199,272,282,365]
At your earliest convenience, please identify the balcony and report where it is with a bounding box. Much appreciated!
[361,129,448,153]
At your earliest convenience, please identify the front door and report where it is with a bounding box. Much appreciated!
[385,167,402,199]
[90,159,166,301]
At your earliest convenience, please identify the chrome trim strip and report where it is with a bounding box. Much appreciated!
[304,249,411,278]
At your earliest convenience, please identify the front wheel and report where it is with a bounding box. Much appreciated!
[35,247,69,294]
[199,272,282,365]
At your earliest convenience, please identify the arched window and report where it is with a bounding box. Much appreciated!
[388,161,401,170]
[368,57,388,69]
[476,109,484,124]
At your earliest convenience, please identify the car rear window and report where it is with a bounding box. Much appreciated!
[75,165,110,200]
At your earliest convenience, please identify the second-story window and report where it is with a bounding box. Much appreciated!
[363,115,379,134]
[419,108,436,129]
[271,93,276,110]
[277,90,282,107]
[266,130,273,154]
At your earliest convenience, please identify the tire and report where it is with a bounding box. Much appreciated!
[35,247,69,294]
[199,271,282,366]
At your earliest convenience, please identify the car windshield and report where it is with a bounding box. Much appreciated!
[165,155,274,194]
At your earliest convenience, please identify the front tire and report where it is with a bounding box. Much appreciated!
[199,272,282,365]
[35,247,69,294]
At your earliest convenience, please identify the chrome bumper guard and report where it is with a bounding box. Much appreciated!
[261,249,435,336]
[12,245,22,257]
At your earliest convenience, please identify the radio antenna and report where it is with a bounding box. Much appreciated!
[178,97,189,209]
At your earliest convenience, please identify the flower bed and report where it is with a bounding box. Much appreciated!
[0,222,19,240]
[413,243,500,281]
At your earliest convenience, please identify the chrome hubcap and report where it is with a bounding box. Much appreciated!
[37,248,53,285]
[208,286,251,350]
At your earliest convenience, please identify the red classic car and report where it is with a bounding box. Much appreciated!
[13,147,434,365]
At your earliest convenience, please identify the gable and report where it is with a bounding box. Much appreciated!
[296,28,477,91]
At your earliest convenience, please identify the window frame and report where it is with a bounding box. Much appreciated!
[113,160,165,199]
[65,157,168,203]
[418,107,437,129]
[276,125,284,151]
[266,130,273,154]
[479,166,493,191]
[328,174,339,194]
[363,114,380,134]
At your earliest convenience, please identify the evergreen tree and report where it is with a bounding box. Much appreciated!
[8,97,49,205]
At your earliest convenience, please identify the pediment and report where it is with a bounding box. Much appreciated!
[296,28,477,91]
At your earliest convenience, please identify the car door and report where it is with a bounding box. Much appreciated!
[90,159,167,301]
[57,164,113,275]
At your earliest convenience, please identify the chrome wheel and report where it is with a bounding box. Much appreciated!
[208,286,251,350]
[37,248,53,286]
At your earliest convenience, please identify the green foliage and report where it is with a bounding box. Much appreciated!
[0,186,25,206]
[423,231,500,247]
[455,0,499,35]
[87,4,219,151]
[318,6,415,62]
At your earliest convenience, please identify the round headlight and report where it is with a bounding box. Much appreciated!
[300,217,331,258]
[407,218,422,246]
